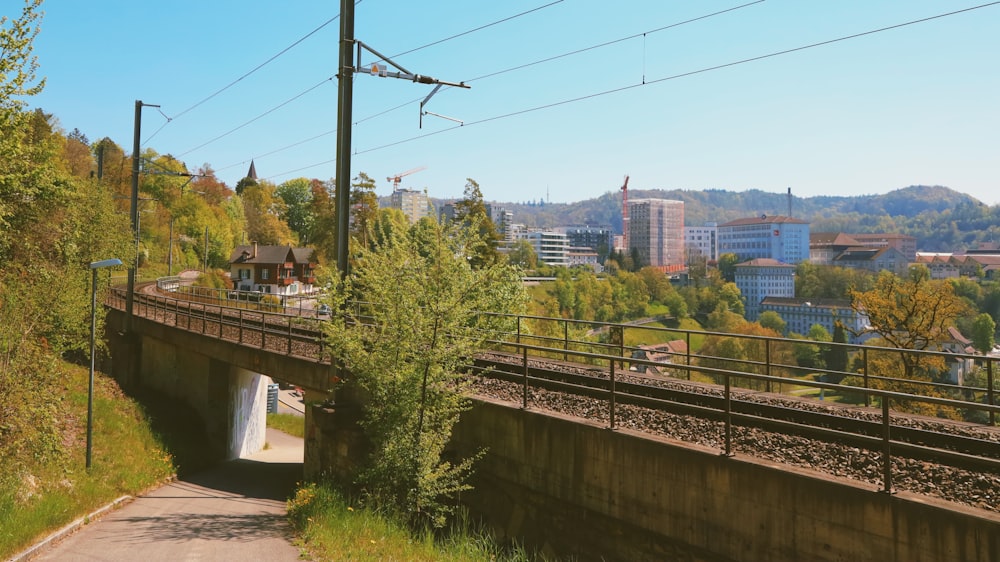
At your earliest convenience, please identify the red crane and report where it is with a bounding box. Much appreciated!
[620,175,630,251]
[387,166,426,191]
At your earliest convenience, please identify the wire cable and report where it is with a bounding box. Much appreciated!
[382,0,564,61]
[253,0,764,170]
[340,2,1000,158]
[140,9,350,147]
[176,76,334,157]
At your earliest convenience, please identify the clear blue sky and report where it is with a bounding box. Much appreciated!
[25,0,1000,205]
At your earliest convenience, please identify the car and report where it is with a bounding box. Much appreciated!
[316,303,332,316]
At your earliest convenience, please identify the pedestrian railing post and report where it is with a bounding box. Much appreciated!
[686,331,691,380]
[765,339,772,393]
[989,359,996,426]
[522,346,529,410]
[723,373,733,457]
[609,359,616,430]
[563,321,569,362]
[881,396,893,493]
[863,347,871,407]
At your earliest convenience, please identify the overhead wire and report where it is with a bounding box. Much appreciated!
[140,5,355,147]
[209,0,568,174]
[233,0,764,175]
[176,76,334,157]
[290,2,1000,169]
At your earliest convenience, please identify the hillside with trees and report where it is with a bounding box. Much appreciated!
[475,184,998,253]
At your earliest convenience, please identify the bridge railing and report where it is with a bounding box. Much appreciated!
[473,310,999,427]
[475,332,1000,494]
[111,287,329,363]
[110,286,1000,491]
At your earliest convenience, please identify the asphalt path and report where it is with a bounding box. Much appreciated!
[32,429,304,561]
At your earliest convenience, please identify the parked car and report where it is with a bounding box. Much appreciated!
[316,303,332,316]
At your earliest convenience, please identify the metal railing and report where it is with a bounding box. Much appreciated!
[111,286,1000,493]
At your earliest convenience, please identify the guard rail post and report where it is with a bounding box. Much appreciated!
[989,359,995,426]
[765,339,772,393]
[521,346,529,410]
[723,372,733,457]
[881,395,893,493]
[863,347,871,407]
[609,358,617,430]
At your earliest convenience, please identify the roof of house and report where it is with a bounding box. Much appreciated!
[810,232,861,247]
[760,296,853,310]
[735,258,795,268]
[229,244,316,265]
[719,215,808,227]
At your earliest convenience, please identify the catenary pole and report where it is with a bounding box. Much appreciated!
[335,0,355,278]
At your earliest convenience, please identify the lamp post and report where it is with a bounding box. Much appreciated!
[88,258,123,470]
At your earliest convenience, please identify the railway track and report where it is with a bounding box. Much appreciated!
[473,352,1000,473]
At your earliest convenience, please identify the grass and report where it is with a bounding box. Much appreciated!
[267,412,305,438]
[0,363,177,559]
[288,482,542,562]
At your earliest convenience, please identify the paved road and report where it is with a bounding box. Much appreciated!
[34,429,304,562]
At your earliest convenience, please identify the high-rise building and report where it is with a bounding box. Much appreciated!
[487,204,515,244]
[684,222,718,264]
[389,188,430,223]
[556,225,614,262]
[517,230,569,267]
[628,198,684,269]
[718,215,809,264]
[734,258,796,321]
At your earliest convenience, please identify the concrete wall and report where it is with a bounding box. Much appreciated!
[137,335,267,461]
[449,397,1000,562]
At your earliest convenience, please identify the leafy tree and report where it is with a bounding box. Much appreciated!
[276,177,314,242]
[850,270,971,380]
[824,320,850,378]
[1,1,134,487]
[453,178,501,268]
[307,178,337,264]
[349,172,379,252]
[241,180,294,245]
[697,324,793,390]
[507,239,537,270]
[971,313,996,355]
[323,219,526,528]
[717,253,739,282]
[758,311,786,335]
[792,324,831,372]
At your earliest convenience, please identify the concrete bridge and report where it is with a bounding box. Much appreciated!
[104,287,1000,561]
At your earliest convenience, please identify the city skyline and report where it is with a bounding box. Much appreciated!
[27,1,1000,204]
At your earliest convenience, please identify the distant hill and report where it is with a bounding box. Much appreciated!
[430,185,998,253]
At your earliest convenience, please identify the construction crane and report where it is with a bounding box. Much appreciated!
[387,166,426,191]
[620,175,630,251]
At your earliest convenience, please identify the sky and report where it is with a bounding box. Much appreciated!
[23,0,1000,205]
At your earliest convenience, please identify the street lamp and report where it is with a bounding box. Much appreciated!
[88,258,122,470]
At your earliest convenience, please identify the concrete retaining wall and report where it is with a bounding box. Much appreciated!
[138,335,267,461]
[450,397,1000,562]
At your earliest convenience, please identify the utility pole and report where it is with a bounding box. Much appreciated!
[126,100,159,333]
[334,2,468,278]
[334,0,355,278]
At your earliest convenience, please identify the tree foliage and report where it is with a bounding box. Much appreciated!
[971,313,996,355]
[850,270,971,380]
[323,219,526,528]
[1,1,133,489]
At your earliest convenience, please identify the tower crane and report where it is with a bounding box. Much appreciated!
[387,166,426,191]
[620,175,630,251]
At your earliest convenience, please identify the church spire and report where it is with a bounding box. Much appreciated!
[247,159,258,180]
